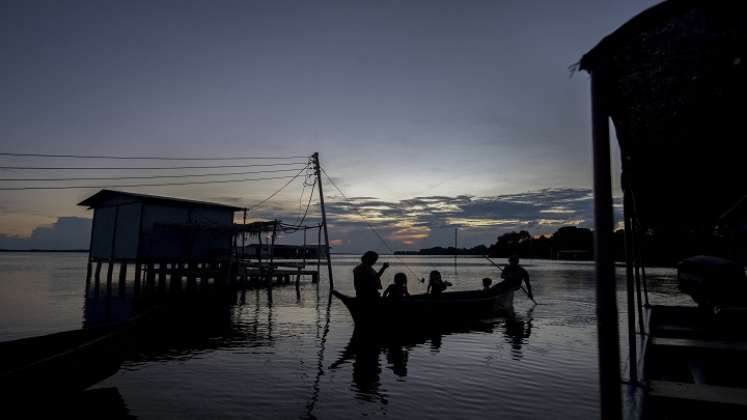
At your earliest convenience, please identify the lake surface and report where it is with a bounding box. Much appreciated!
[0,253,692,419]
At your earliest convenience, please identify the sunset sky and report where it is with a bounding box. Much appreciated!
[0,0,650,252]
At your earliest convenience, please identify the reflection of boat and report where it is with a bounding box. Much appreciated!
[0,308,157,399]
[330,320,499,403]
[332,289,514,327]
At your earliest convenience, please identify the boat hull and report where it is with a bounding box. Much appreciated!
[332,289,514,328]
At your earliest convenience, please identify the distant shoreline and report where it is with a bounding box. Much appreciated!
[0,249,88,253]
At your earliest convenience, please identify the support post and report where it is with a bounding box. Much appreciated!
[94,261,102,284]
[106,205,120,293]
[118,262,127,295]
[623,189,638,384]
[134,262,142,294]
[312,152,334,291]
[590,72,622,420]
[85,261,92,289]
[106,260,114,292]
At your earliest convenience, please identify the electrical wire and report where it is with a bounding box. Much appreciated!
[0,174,301,191]
[0,152,309,160]
[296,178,317,226]
[0,168,303,182]
[248,166,311,212]
[0,162,305,170]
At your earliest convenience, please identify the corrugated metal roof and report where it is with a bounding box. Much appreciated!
[78,189,243,211]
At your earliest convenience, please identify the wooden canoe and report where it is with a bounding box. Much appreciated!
[0,307,158,399]
[332,289,514,327]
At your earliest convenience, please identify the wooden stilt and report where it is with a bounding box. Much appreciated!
[146,262,155,290]
[94,261,102,286]
[158,261,168,290]
[85,261,92,287]
[134,262,142,294]
[106,260,114,293]
[118,262,127,295]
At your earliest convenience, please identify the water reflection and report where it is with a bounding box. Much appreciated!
[503,308,534,360]
[330,320,511,403]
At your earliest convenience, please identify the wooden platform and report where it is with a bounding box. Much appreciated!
[643,305,747,418]
[651,337,747,353]
[650,380,747,407]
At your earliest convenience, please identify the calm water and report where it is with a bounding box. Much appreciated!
[0,253,692,419]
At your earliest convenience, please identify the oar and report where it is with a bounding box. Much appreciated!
[482,255,537,305]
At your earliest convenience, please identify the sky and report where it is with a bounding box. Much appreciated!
[0,0,653,252]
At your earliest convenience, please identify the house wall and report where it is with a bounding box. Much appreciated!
[90,206,115,260]
[113,202,141,260]
[88,197,235,261]
[189,207,234,259]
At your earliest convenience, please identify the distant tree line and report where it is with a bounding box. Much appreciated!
[401,225,743,266]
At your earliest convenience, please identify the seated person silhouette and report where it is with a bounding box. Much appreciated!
[426,270,452,297]
[383,273,410,300]
[482,277,493,292]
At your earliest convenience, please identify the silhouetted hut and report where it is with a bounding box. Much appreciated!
[580,1,747,419]
[79,189,241,286]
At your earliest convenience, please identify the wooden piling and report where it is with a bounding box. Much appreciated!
[118,262,127,295]
[85,261,92,287]
[146,262,155,290]
[106,260,114,293]
[134,262,142,294]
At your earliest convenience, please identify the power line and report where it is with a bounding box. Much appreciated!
[249,166,311,212]
[0,162,305,171]
[320,167,421,280]
[0,168,303,182]
[0,174,301,191]
[296,178,317,226]
[0,152,310,160]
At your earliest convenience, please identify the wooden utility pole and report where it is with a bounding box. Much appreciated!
[312,152,334,291]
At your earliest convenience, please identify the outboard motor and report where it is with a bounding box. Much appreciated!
[678,255,747,309]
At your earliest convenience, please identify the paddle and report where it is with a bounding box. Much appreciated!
[482,255,538,305]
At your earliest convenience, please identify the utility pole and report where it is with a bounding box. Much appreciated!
[454,227,458,274]
[312,152,334,291]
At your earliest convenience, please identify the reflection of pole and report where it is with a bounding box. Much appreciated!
[590,71,622,420]
[312,152,334,291]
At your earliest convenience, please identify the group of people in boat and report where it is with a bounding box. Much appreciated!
[353,251,534,301]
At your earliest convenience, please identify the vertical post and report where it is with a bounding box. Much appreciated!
[87,210,96,287]
[85,261,92,289]
[107,205,120,292]
[268,221,277,284]
[118,262,127,295]
[312,152,335,291]
[591,72,622,420]
[623,189,638,383]
[134,262,142,294]
[454,227,458,275]
[242,209,247,260]
[94,261,102,289]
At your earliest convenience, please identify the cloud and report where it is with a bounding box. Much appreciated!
[0,217,91,250]
[245,188,621,253]
[19,189,613,253]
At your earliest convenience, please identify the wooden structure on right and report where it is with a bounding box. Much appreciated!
[580,1,747,419]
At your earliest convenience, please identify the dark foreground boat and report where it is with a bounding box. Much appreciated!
[332,289,514,327]
[0,307,158,400]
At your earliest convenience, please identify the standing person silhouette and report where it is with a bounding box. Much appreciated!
[493,255,533,301]
[353,251,390,300]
